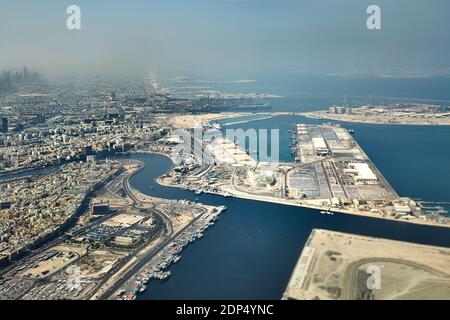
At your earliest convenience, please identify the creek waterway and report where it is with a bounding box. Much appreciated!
[124,113,450,299]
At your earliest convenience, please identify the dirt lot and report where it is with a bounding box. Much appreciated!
[283,229,450,300]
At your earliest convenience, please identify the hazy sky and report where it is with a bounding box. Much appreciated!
[1,0,449,78]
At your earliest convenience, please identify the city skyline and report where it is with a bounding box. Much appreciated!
[1,0,450,78]
[0,0,449,306]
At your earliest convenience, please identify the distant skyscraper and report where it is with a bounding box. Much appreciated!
[368,94,374,106]
[35,114,45,124]
[23,66,29,82]
[1,117,8,133]
[14,123,24,132]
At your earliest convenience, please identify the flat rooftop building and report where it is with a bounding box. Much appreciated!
[311,137,327,149]
[346,162,378,184]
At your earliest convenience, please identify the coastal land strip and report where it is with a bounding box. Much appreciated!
[283,228,450,300]
[167,108,450,127]
[154,113,450,229]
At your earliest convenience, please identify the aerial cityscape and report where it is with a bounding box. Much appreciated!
[1,0,450,310]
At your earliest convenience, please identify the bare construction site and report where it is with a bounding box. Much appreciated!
[283,229,450,300]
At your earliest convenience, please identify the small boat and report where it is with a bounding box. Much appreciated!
[139,285,147,293]
[212,122,222,130]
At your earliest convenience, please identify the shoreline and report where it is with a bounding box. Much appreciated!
[283,228,450,300]
[151,152,450,230]
[169,111,450,129]
[151,111,450,230]
[297,111,450,126]
[92,158,223,300]
[157,176,450,229]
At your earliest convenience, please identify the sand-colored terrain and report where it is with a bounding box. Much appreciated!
[283,229,450,300]
[20,245,87,279]
[300,110,450,126]
[101,214,145,228]
[168,112,252,129]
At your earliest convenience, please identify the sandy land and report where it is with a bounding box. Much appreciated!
[168,112,253,129]
[283,229,450,300]
[101,214,145,228]
[20,245,87,279]
[90,232,166,300]
[300,110,450,126]
[167,110,450,128]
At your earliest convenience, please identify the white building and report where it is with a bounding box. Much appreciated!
[345,162,378,184]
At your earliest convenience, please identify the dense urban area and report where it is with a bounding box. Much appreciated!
[0,68,449,300]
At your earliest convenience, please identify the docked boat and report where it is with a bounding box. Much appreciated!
[139,285,147,293]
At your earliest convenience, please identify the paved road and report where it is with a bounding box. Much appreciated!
[97,161,207,299]
[341,257,448,300]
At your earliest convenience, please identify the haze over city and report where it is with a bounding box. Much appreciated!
[0,0,450,308]
[1,0,450,78]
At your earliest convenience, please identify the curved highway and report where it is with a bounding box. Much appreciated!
[98,160,207,299]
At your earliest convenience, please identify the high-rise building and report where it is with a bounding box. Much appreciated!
[1,118,8,133]
[14,123,24,132]
[23,66,29,82]
[35,114,46,124]
[329,106,352,115]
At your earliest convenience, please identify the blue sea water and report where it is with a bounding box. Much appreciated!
[128,113,450,299]
[2,75,449,299]
[164,74,450,112]
[218,115,450,209]
[123,74,450,299]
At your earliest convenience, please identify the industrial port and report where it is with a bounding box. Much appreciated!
[1,73,449,301]
[301,103,450,126]
[156,114,449,228]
